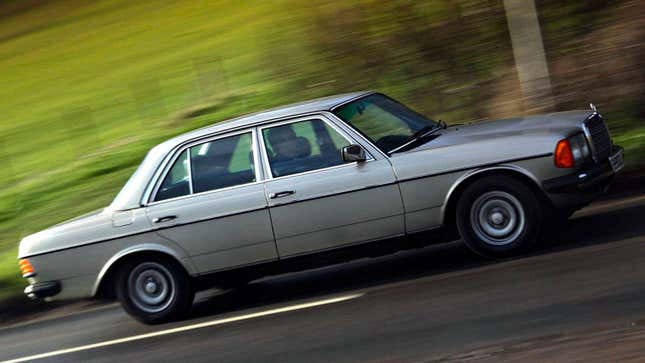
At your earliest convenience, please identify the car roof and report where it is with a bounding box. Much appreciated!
[159,91,370,150]
[109,91,371,210]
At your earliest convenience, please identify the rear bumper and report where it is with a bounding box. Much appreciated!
[24,281,61,300]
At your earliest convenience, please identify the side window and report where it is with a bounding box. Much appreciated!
[155,149,190,202]
[190,132,255,193]
[262,119,351,177]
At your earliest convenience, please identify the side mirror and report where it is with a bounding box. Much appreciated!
[342,144,367,163]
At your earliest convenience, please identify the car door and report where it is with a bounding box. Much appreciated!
[259,115,405,257]
[145,129,278,274]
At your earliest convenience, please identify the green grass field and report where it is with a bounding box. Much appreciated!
[0,0,301,298]
[0,0,643,302]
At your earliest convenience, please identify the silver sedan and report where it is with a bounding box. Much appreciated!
[18,92,624,323]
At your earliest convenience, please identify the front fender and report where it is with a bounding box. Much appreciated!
[440,163,545,223]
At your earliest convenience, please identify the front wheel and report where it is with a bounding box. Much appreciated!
[456,176,543,257]
[116,257,194,324]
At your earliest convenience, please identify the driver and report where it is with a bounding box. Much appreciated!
[266,125,302,162]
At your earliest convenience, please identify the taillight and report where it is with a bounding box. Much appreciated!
[555,139,575,168]
[19,259,36,278]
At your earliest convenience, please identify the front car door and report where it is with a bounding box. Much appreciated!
[145,129,278,274]
[259,115,405,257]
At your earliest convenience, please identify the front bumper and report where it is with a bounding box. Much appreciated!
[542,145,623,194]
[24,281,61,300]
[542,145,623,210]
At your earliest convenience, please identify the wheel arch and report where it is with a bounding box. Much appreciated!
[441,165,549,230]
[93,244,194,299]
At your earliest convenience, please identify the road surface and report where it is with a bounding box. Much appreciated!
[2,191,645,362]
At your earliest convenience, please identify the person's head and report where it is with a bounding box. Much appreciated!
[267,125,299,159]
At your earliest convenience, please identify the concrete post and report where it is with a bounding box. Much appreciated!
[503,0,555,112]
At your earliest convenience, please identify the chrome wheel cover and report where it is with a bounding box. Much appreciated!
[127,262,175,314]
[470,191,525,246]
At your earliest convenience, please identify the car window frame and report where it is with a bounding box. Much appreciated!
[257,115,374,180]
[147,128,261,205]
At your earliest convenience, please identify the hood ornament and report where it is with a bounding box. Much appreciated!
[589,103,597,112]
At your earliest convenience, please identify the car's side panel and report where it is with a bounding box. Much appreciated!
[265,160,405,257]
[399,172,470,232]
[19,209,151,259]
[25,222,194,300]
[256,115,406,257]
[392,152,563,233]
[146,183,278,274]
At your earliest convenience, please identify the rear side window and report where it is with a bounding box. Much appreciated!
[190,133,255,193]
[154,132,256,201]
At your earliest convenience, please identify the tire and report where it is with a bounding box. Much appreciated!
[116,256,194,324]
[455,176,543,258]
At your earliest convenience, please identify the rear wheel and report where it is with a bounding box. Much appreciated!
[456,176,543,257]
[116,256,194,324]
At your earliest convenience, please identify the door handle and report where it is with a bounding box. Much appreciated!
[269,190,295,199]
[152,215,177,223]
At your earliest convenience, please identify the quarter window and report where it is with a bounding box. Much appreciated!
[262,119,351,177]
[155,149,190,202]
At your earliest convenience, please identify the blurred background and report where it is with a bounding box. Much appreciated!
[0,0,643,307]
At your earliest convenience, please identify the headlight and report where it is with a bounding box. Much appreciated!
[568,133,591,164]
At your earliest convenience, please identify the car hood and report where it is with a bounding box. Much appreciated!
[415,110,592,151]
[389,110,594,181]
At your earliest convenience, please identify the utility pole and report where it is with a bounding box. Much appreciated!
[503,0,555,112]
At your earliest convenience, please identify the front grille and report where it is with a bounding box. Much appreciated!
[584,114,612,162]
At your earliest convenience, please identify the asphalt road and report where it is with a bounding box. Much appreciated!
[2,191,645,363]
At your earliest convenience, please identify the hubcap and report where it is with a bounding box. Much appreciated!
[145,281,158,294]
[490,211,505,225]
[470,191,525,246]
[127,262,175,314]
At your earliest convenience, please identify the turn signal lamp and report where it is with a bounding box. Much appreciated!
[555,139,575,168]
[19,259,36,278]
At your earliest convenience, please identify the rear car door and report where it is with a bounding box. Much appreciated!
[145,129,278,273]
[259,115,404,257]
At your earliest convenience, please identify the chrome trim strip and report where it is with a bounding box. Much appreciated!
[146,180,264,207]
[269,180,397,207]
[29,153,553,260]
[582,115,598,163]
[23,206,271,259]
[397,153,553,184]
[186,149,194,195]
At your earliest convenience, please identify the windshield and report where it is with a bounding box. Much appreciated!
[333,93,439,153]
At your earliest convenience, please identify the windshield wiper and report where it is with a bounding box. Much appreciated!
[388,123,443,154]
